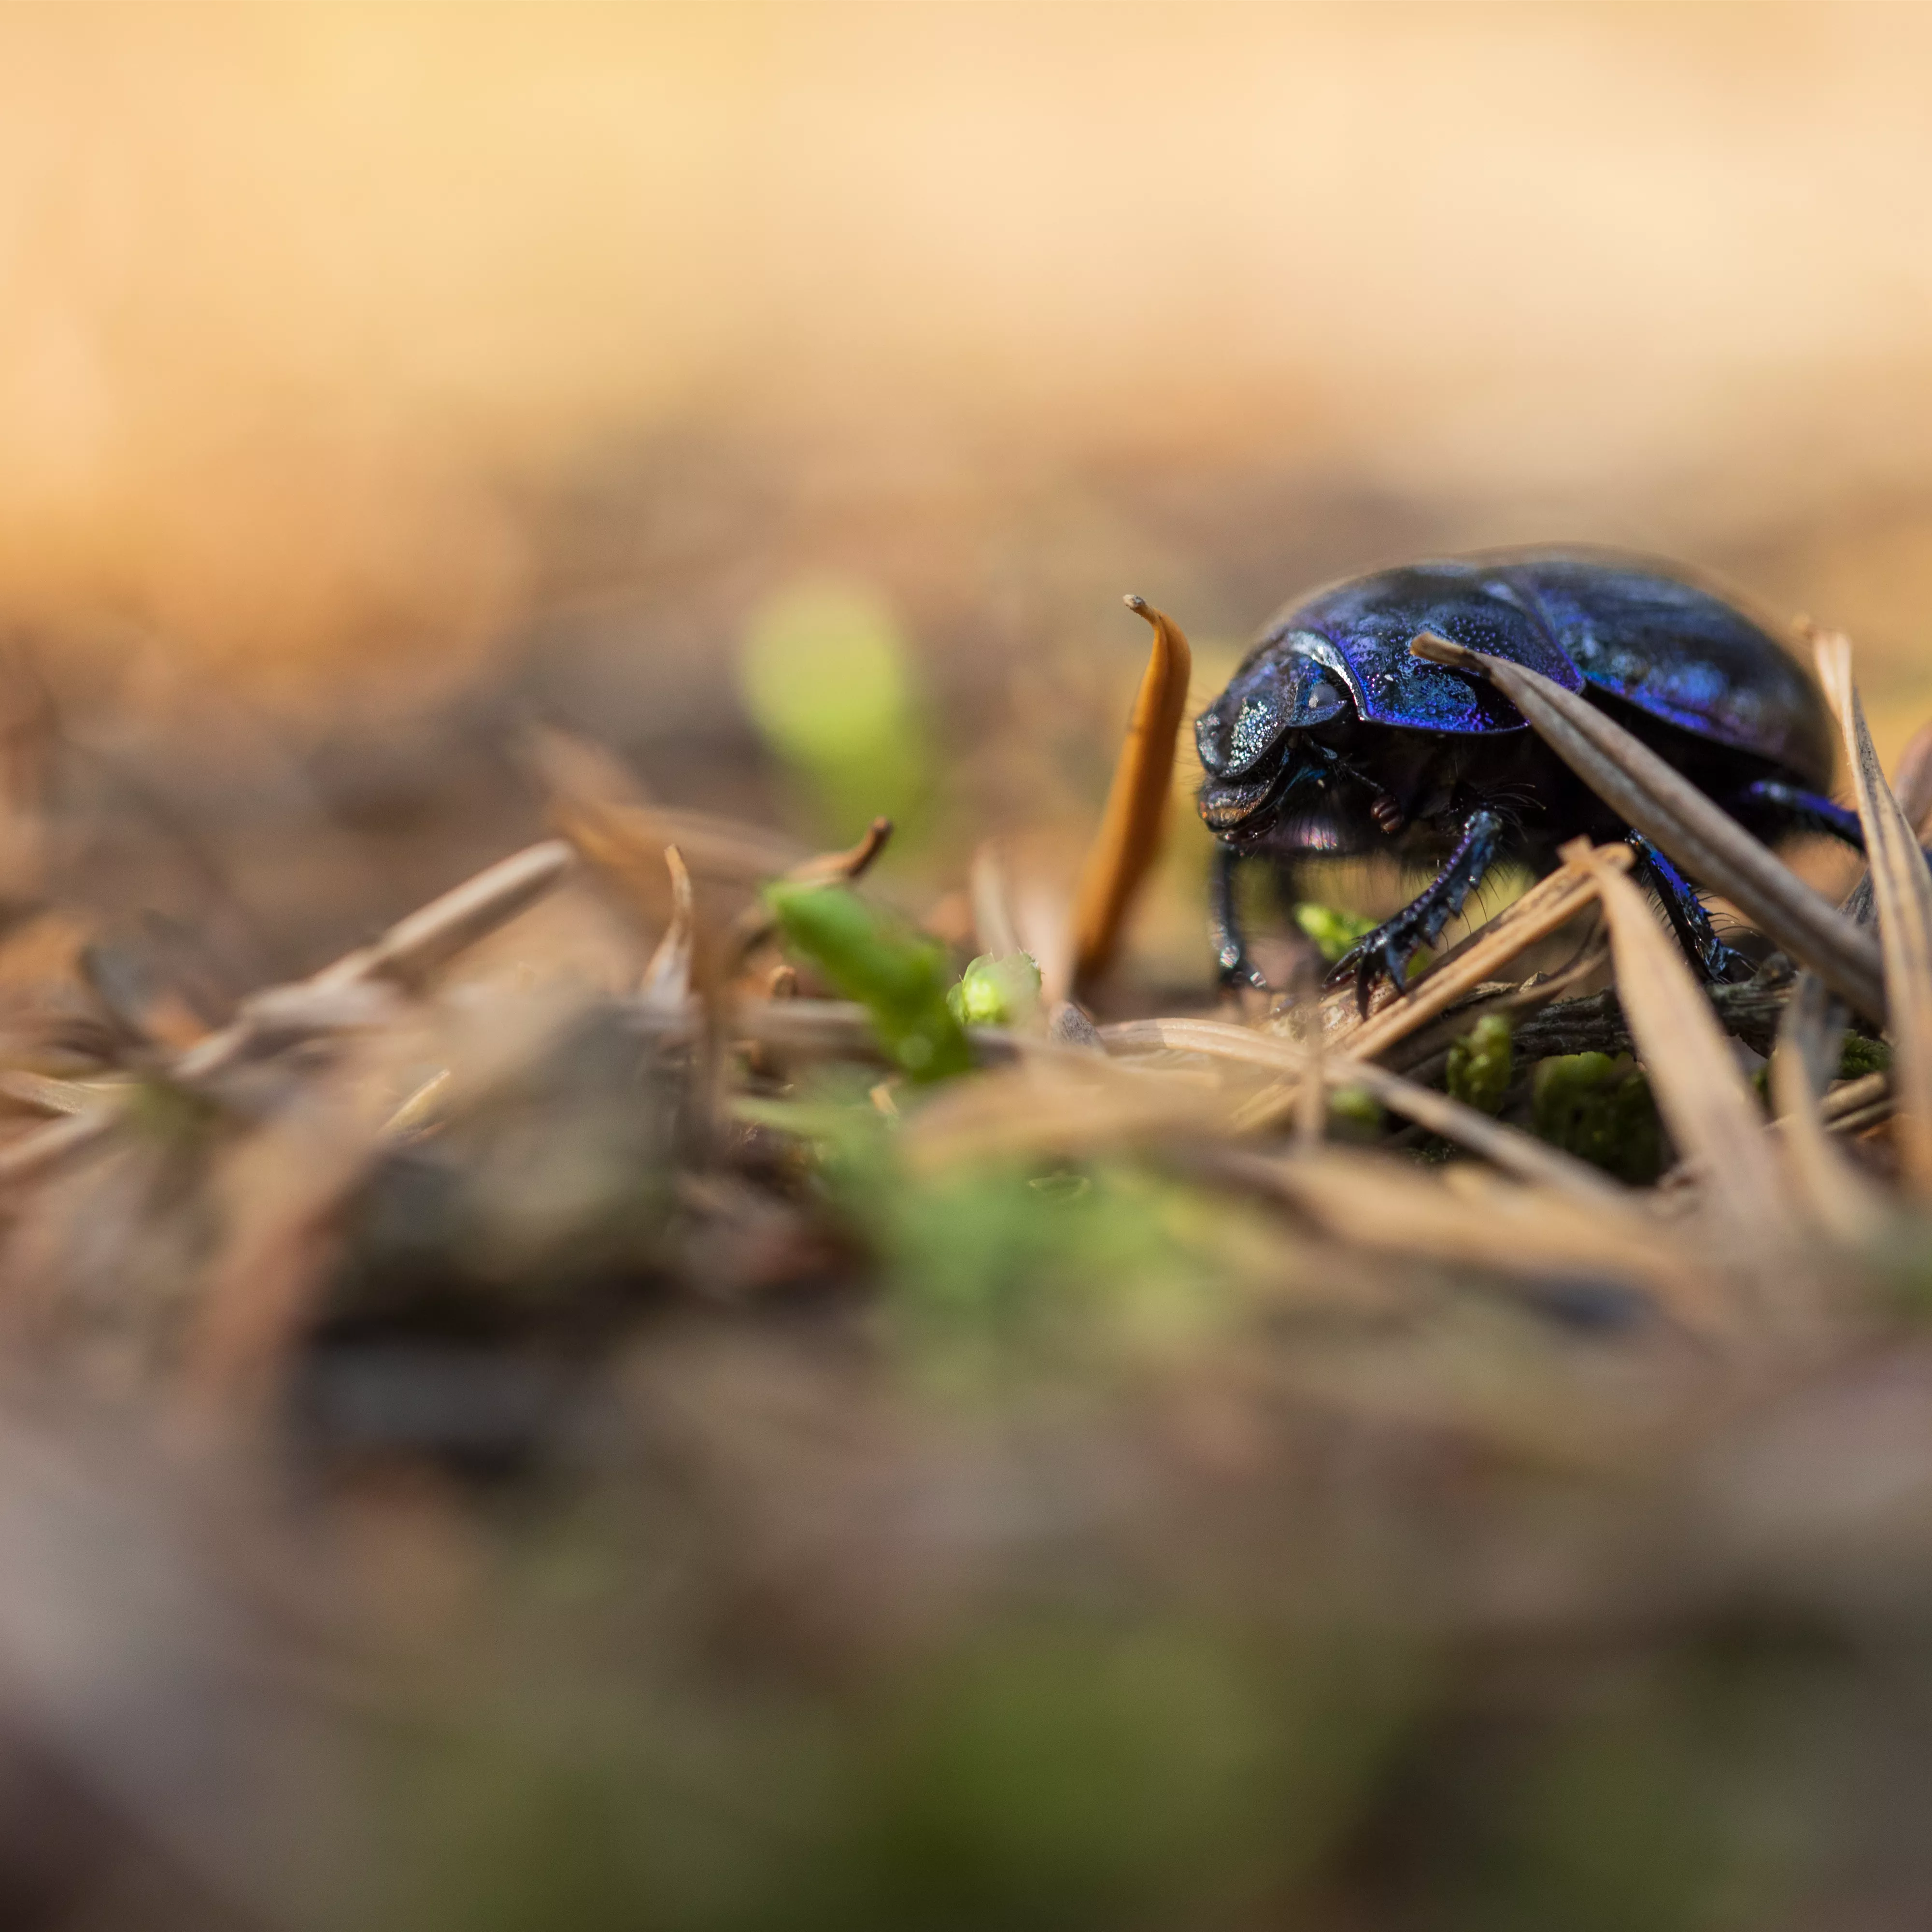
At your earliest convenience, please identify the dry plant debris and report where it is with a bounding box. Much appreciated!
[3,619,1932,1930]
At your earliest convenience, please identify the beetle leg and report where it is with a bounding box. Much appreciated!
[1210,841,1269,990]
[1625,833,1753,983]
[1326,807,1504,1016]
[1736,780,1865,851]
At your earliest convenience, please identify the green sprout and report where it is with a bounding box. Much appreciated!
[738,580,933,844]
[948,952,1043,1028]
[766,881,970,1082]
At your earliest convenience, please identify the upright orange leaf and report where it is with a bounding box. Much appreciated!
[1069,597,1193,997]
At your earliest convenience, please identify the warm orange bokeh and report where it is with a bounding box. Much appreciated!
[4,4,1932,742]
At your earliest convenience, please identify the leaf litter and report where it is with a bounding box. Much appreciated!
[2,607,1932,1928]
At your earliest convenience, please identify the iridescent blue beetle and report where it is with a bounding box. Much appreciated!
[1196,549,1861,1009]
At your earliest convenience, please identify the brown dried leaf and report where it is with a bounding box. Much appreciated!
[1069,597,1193,996]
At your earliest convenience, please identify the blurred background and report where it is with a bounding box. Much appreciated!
[10,1,1932,988]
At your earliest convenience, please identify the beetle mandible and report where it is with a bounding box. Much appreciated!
[1194,549,1862,1010]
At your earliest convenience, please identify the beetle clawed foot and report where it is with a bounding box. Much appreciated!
[1217,945,1272,994]
[1326,925,1420,1018]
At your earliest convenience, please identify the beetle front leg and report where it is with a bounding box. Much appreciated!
[1326,807,1505,1015]
[1210,841,1269,990]
[1625,833,1752,983]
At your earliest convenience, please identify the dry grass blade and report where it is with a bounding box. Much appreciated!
[1069,597,1193,997]
[1106,1015,1633,1205]
[729,818,895,963]
[789,817,894,889]
[1209,1148,1719,1328]
[1570,840,1802,1274]
[181,1078,386,1409]
[0,1106,120,1185]
[1409,631,1887,1023]
[899,1055,1225,1175]
[0,839,579,1197]
[316,841,574,995]
[1890,715,1932,836]
[1345,849,1624,1060]
[640,846,695,1010]
[1821,1069,1889,1128]
[1768,975,1886,1244]
[172,842,573,1087]
[1816,631,1932,1193]
[536,728,807,921]
[1235,846,1627,1131]
[0,1070,103,1118]
[381,1066,452,1142]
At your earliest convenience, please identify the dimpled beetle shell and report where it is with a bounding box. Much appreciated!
[1197,551,1835,793]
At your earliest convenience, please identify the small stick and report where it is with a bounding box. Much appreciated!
[1069,597,1194,997]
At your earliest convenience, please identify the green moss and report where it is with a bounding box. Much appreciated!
[1839,1033,1891,1080]
[1326,1084,1385,1142]
[1532,1052,1663,1185]
[1446,1014,1512,1116]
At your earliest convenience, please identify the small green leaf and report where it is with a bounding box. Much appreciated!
[766,882,972,1083]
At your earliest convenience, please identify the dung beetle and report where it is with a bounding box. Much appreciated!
[1195,549,1862,1008]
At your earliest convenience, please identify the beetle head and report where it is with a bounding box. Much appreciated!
[1195,633,1350,831]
